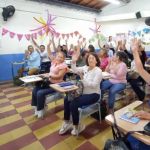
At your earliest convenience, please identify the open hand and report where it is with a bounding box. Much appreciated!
[131,38,140,53]
[134,111,150,120]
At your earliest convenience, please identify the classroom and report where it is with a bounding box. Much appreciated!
[0,0,150,150]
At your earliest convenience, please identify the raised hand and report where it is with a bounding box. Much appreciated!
[134,111,150,120]
[72,46,80,63]
[72,51,80,62]
[131,38,140,53]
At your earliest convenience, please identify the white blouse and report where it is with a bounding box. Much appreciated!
[71,63,102,94]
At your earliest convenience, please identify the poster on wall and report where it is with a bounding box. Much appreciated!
[116,33,126,41]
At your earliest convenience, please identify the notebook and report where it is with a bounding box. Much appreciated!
[58,82,74,87]
[120,112,140,124]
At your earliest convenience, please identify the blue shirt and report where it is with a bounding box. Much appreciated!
[27,51,40,69]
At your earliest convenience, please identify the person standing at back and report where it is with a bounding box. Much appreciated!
[32,38,51,73]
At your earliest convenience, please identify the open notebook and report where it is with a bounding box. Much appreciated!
[120,112,140,124]
[58,82,75,89]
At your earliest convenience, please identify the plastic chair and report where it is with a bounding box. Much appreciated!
[77,97,101,136]
[45,92,64,105]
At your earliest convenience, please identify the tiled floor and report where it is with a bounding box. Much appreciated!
[0,83,114,150]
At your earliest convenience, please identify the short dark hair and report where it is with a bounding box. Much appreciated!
[81,50,89,57]
[40,45,45,48]
[88,44,95,52]
[86,52,100,67]
[57,51,66,59]
[116,51,128,65]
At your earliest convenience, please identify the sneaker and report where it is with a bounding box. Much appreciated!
[32,106,38,116]
[37,110,44,118]
[59,122,72,135]
[71,124,85,136]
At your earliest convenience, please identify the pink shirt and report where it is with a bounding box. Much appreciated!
[100,57,109,71]
[108,62,127,84]
[49,60,67,83]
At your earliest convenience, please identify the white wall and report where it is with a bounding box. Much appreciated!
[0,0,97,54]
[97,0,150,21]
[99,18,150,51]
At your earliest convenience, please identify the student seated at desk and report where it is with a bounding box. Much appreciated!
[59,52,102,136]
[100,51,128,114]
[31,41,67,118]
[121,39,147,101]
[32,38,51,73]
[18,45,41,76]
[127,111,150,150]
[126,39,150,150]
[98,48,109,71]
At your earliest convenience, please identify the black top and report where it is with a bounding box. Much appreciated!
[124,49,147,68]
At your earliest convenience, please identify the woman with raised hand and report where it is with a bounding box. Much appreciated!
[100,51,128,114]
[131,39,150,84]
[31,40,68,118]
[59,46,102,136]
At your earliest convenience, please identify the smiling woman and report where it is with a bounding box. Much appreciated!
[59,51,102,136]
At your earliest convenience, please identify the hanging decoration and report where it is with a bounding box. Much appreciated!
[89,18,101,34]
[89,18,103,43]
[30,10,57,36]
[1,11,86,42]
[1,27,38,41]
[2,28,8,36]
[17,34,23,41]
[89,34,106,43]
[127,27,150,45]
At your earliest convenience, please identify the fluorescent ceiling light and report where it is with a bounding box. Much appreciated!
[104,0,120,5]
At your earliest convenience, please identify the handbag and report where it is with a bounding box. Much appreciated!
[128,71,139,79]
[35,77,50,88]
[67,80,84,101]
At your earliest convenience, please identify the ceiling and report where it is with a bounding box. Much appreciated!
[30,0,110,13]
[53,0,109,11]
[30,0,131,13]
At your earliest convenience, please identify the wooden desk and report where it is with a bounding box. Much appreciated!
[105,101,150,145]
[19,73,49,83]
[19,75,43,83]
[50,82,78,93]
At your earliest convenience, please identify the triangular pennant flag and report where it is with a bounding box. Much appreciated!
[74,31,79,36]
[55,32,60,38]
[83,38,86,42]
[17,34,23,41]
[66,34,69,39]
[62,34,65,39]
[70,33,73,38]
[25,34,31,41]
[9,32,15,38]
[32,33,37,39]
[79,35,82,39]
[2,28,8,36]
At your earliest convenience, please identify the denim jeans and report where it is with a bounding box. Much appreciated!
[127,135,150,150]
[31,86,55,110]
[64,93,100,125]
[101,80,126,109]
